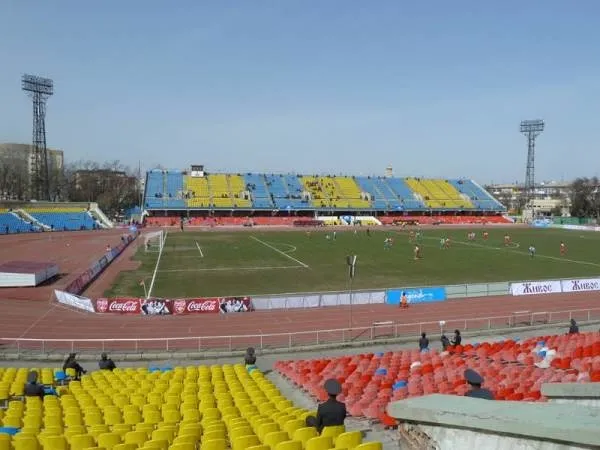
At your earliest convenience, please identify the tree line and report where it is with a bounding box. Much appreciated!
[0,150,140,217]
[570,177,600,218]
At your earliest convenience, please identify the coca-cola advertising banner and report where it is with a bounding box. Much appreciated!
[172,297,253,315]
[510,280,562,296]
[561,278,600,293]
[95,298,143,314]
[94,296,253,315]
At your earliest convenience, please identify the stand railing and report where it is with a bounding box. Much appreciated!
[2,307,599,354]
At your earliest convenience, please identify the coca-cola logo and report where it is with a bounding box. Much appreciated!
[523,282,555,294]
[186,299,219,312]
[571,280,600,291]
[109,300,140,313]
[96,299,108,312]
[173,300,187,314]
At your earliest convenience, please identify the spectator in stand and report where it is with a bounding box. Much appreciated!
[464,369,494,400]
[306,379,347,433]
[63,353,86,380]
[451,330,462,347]
[99,353,117,371]
[244,347,257,372]
[418,333,429,352]
[568,319,579,334]
[441,334,451,351]
[24,371,45,398]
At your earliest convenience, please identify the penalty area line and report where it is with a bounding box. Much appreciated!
[195,241,204,258]
[250,236,310,268]
[158,265,303,273]
[147,231,168,299]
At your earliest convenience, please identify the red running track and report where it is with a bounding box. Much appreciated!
[0,291,598,353]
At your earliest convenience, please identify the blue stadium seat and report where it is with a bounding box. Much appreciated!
[265,174,310,209]
[355,177,402,209]
[244,173,273,209]
[144,170,186,208]
[383,178,425,209]
[29,212,97,231]
[449,179,505,211]
[0,212,37,234]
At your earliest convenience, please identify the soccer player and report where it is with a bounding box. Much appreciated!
[560,241,567,256]
[408,231,415,243]
[384,237,393,250]
[414,244,421,260]
[415,231,422,242]
[439,237,446,249]
[483,231,489,241]
[504,233,511,246]
[528,245,536,258]
[445,238,451,249]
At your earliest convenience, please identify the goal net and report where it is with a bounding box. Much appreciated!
[144,231,165,253]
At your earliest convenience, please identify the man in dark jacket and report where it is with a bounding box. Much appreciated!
[63,353,86,380]
[306,379,347,432]
[464,369,494,400]
[418,333,429,352]
[568,319,579,334]
[24,371,45,398]
[244,347,257,366]
[98,353,116,371]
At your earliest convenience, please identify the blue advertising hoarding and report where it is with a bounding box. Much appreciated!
[386,287,447,305]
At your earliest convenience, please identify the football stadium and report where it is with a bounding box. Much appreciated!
[2,4,600,449]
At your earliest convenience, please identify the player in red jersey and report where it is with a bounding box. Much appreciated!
[560,241,567,256]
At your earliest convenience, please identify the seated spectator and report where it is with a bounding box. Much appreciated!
[99,353,116,371]
[244,347,257,366]
[24,371,45,398]
[418,332,429,352]
[63,353,86,380]
[464,369,494,400]
[568,319,579,334]
[306,379,347,433]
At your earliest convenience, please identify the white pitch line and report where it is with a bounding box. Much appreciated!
[147,231,168,298]
[424,235,600,269]
[159,265,303,273]
[250,236,310,268]
[195,241,204,258]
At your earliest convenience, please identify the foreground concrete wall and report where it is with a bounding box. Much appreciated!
[542,382,600,409]
[388,394,600,450]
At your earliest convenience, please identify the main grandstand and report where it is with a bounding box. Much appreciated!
[142,169,506,219]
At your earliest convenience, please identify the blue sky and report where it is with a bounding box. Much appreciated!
[1,1,599,184]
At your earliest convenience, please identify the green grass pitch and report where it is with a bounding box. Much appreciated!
[105,227,600,298]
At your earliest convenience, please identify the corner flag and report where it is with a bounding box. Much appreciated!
[346,255,357,279]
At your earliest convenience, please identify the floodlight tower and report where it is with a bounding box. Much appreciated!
[22,74,54,201]
[520,119,544,203]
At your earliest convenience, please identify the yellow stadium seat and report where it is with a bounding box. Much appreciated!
[334,432,362,449]
[353,443,382,450]
[124,431,148,446]
[246,446,269,450]
[143,441,169,450]
[264,431,289,448]
[151,429,175,445]
[231,435,260,450]
[13,436,40,450]
[169,444,196,450]
[199,439,227,450]
[320,426,345,442]
[42,436,68,450]
[275,442,302,450]
[69,434,96,450]
[97,433,123,449]
[0,439,9,450]
[257,422,279,441]
[292,428,319,447]
[282,419,304,439]
[305,436,333,450]
[112,444,138,450]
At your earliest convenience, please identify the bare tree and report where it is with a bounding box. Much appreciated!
[0,148,29,200]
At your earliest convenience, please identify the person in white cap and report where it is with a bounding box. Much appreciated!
[305,378,347,432]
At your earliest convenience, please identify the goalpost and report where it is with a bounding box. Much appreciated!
[144,230,166,253]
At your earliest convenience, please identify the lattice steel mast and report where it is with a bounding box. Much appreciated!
[520,119,544,203]
[22,74,54,200]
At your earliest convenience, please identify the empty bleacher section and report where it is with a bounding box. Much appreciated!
[144,170,186,209]
[404,178,473,209]
[142,170,506,215]
[25,207,98,231]
[384,178,425,210]
[266,174,310,210]
[450,179,504,210]
[244,174,273,209]
[276,331,600,421]
[0,364,383,450]
[0,210,37,234]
